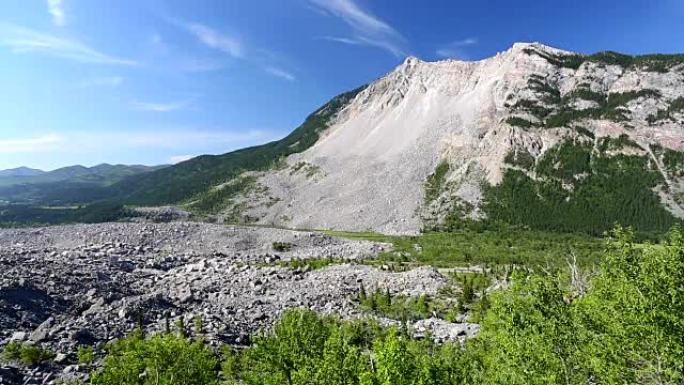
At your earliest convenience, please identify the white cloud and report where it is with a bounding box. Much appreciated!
[0,134,63,153]
[318,36,364,46]
[436,37,478,59]
[180,21,243,58]
[47,0,66,26]
[169,154,194,164]
[264,66,296,81]
[131,100,190,112]
[171,19,296,80]
[0,23,137,65]
[76,76,123,88]
[309,0,407,57]
[0,130,274,154]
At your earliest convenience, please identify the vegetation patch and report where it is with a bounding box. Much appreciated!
[544,90,658,127]
[562,88,606,105]
[271,241,293,252]
[647,97,684,124]
[483,139,677,236]
[0,202,131,228]
[326,228,604,268]
[424,161,450,204]
[597,134,642,152]
[510,99,552,120]
[90,329,218,385]
[273,257,353,270]
[186,175,257,214]
[574,126,595,139]
[523,47,585,69]
[527,78,561,104]
[535,140,592,182]
[505,116,538,129]
[357,287,444,321]
[290,162,322,178]
[663,148,684,177]
[2,341,55,366]
[525,47,684,73]
[504,149,536,170]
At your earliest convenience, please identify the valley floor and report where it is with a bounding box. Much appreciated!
[0,221,481,384]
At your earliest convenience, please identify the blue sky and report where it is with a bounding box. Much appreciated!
[1,0,683,170]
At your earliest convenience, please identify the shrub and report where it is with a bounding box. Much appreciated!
[424,161,450,204]
[2,341,54,366]
[272,242,293,252]
[77,345,94,365]
[90,330,219,385]
[1,341,22,361]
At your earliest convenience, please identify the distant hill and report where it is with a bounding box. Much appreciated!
[0,167,45,178]
[0,163,165,205]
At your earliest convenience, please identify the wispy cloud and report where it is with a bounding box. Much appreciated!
[1,130,274,154]
[0,23,137,65]
[264,66,295,81]
[131,100,191,112]
[318,36,363,46]
[76,76,124,88]
[0,130,280,169]
[436,37,478,59]
[175,20,243,58]
[171,19,295,80]
[145,32,225,73]
[309,0,407,57]
[47,0,66,26]
[0,134,63,153]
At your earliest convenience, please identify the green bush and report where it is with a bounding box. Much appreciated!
[1,341,22,361]
[476,226,684,384]
[223,308,478,385]
[424,161,450,204]
[505,117,537,129]
[1,341,55,366]
[272,241,294,252]
[358,289,437,321]
[90,330,219,385]
[77,345,94,365]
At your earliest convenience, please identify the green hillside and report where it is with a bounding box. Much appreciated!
[109,86,365,206]
[479,137,681,235]
[0,164,164,205]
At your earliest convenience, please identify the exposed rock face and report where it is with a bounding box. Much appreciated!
[222,43,684,234]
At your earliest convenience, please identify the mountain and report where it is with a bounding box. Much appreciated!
[0,163,165,204]
[108,43,684,235]
[0,167,45,178]
[108,87,365,205]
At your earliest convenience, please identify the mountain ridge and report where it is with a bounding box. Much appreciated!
[195,42,684,234]
[9,42,684,235]
[0,163,166,205]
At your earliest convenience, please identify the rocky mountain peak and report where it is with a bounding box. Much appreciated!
[109,42,683,236]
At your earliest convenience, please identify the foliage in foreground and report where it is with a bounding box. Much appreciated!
[1,341,55,366]
[86,226,684,384]
[90,330,218,385]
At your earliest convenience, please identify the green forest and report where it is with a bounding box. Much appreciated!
[480,139,680,236]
